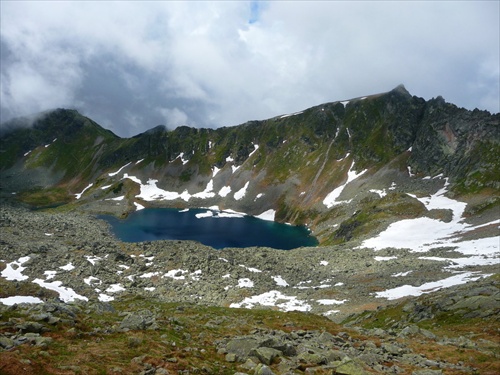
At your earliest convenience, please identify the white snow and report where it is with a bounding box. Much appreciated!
[108,195,125,201]
[218,186,232,197]
[369,189,387,198]
[392,271,412,277]
[175,153,189,165]
[101,184,112,190]
[239,265,262,273]
[217,210,246,218]
[44,271,57,280]
[98,294,114,302]
[212,166,220,177]
[280,111,303,119]
[191,270,202,281]
[45,233,53,236]
[340,100,350,107]
[59,263,75,271]
[374,256,397,261]
[0,296,43,305]
[163,269,188,280]
[320,261,329,266]
[375,272,487,300]
[140,272,160,278]
[105,284,125,293]
[134,202,145,210]
[108,162,131,177]
[407,166,415,177]
[123,174,142,184]
[323,310,340,316]
[237,278,254,288]
[255,209,275,221]
[136,158,144,164]
[317,299,347,305]
[272,275,289,287]
[33,278,88,302]
[360,179,500,265]
[75,183,93,199]
[249,144,259,157]
[232,165,240,173]
[195,210,214,219]
[144,287,156,291]
[230,290,311,312]
[226,155,234,162]
[323,161,367,208]
[133,178,191,202]
[192,179,215,199]
[234,181,249,200]
[85,255,102,265]
[1,256,30,281]
[84,276,101,285]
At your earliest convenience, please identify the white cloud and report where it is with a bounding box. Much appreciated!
[157,107,189,128]
[1,1,498,136]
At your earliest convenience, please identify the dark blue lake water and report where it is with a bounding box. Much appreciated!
[101,208,318,250]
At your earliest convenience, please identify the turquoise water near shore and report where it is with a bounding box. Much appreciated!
[102,208,318,250]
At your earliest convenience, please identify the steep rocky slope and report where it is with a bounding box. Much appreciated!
[1,85,498,244]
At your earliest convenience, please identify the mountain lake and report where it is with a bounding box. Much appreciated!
[101,208,318,250]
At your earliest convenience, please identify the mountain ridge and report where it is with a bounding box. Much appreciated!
[0,85,499,245]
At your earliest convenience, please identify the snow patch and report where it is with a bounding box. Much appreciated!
[374,256,397,261]
[272,275,289,287]
[255,209,275,221]
[237,278,254,288]
[33,278,88,302]
[317,299,347,305]
[230,290,311,312]
[108,162,131,177]
[375,272,487,300]
[75,183,93,199]
[0,296,43,305]
[218,186,231,197]
[234,181,249,200]
[1,256,30,281]
[323,161,367,208]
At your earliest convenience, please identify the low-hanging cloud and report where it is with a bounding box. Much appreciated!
[1,1,498,137]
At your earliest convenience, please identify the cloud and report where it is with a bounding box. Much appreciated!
[1,1,498,137]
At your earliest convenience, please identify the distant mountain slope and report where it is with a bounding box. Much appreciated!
[1,85,498,244]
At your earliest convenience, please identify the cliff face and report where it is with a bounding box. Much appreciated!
[1,85,498,243]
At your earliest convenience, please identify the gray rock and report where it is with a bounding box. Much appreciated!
[250,347,282,365]
[331,357,368,375]
[382,342,403,356]
[16,321,45,334]
[119,309,156,331]
[225,337,260,358]
[0,335,14,349]
[253,364,275,375]
[412,370,443,375]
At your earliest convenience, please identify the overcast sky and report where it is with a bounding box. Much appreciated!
[1,1,498,137]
